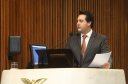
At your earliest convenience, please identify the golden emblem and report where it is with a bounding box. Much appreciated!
[21,78,47,84]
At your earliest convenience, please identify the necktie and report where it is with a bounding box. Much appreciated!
[82,35,87,58]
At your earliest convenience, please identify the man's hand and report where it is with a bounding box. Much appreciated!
[101,62,110,69]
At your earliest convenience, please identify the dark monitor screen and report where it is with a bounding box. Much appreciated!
[36,49,74,68]
[30,44,47,65]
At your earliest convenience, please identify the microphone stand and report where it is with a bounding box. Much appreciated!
[50,32,73,49]
[50,38,68,49]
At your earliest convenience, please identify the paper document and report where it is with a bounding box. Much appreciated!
[88,52,112,68]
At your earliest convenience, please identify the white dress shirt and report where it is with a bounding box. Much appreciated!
[81,29,93,48]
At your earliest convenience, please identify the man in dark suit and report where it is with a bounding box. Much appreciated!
[65,11,112,69]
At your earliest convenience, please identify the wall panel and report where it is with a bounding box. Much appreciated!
[1,0,128,83]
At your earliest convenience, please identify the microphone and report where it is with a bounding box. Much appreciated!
[50,32,73,49]
[69,32,73,36]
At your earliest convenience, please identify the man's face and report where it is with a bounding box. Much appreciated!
[77,15,91,33]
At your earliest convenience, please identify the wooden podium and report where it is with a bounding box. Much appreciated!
[1,68,126,84]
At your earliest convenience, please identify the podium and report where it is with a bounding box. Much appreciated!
[1,68,126,84]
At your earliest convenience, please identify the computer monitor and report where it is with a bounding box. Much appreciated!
[30,44,47,66]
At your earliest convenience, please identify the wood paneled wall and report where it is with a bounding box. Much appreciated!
[1,0,128,83]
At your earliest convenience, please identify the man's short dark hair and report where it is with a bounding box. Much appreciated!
[79,11,94,28]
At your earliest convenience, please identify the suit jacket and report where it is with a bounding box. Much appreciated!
[65,31,112,68]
